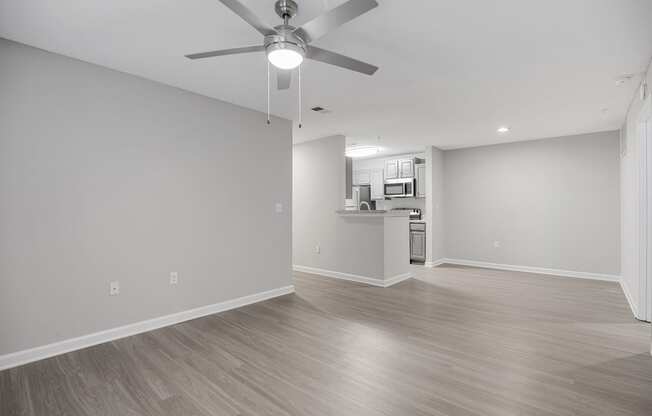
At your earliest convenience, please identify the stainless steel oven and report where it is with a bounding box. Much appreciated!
[384,178,415,198]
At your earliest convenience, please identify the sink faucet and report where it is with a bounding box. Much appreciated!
[359,201,371,211]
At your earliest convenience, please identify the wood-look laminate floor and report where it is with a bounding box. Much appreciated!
[2,265,651,416]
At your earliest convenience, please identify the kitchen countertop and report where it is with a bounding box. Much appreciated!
[335,210,411,217]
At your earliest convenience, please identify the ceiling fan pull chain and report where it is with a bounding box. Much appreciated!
[267,60,271,125]
[298,65,302,128]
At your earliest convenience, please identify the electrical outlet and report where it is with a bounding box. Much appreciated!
[493,241,501,248]
[109,281,120,296]
[170,272,179,285]
[315,245,320,254]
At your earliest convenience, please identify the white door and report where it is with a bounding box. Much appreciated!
[647,117,652,321]
[639,96,652,322]
[644,102,652,322]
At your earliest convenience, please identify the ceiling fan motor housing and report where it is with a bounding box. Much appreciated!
[264,25,307,59]
[275,0,298,20]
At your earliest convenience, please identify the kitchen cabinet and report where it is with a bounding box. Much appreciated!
[370,169,384,200]
[385,158,415,179]
[399,159,414,178]
[384,160,399,180]
[410,222,426,263]
[353,169,370,186]
[416,164,426,198]
[357,169,371,185]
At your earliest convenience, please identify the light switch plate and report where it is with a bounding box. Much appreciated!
[275,202,283,213]
[170,272,179,285]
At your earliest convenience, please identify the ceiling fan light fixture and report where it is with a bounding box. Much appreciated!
[267,43,304,70]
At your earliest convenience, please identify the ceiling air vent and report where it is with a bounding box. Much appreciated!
[311,106,331,114]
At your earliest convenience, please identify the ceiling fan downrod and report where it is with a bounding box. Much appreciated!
[275,0,299,23]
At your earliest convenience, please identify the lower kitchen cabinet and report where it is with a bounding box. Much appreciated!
[410,222,426,263]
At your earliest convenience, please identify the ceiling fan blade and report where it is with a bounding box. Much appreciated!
[217,0,276,36]
[293,0,378,43]
[277,70,292,90]
[307,46,378,75]
[185,45,264,60]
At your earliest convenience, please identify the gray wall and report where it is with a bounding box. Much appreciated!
[425,146,444,263]
[0,39,292,355]
[292,136,386,278]
[444,131,620,275]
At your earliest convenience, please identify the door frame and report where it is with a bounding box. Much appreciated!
[638,95,652,322]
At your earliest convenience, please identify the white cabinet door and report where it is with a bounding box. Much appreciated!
[416,164,426,198]
[357,169,371,185]
[384,160,399,179]
[370,169,384,200]
[410,231,426,262]
[399,159,414,178]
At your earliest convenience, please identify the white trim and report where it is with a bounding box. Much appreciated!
[0,285,294,371]
[293,265,385,286]
[293,265,414,288]
[424,258,445,268]
[383,272,415,287]
[638,96,652,322]
[440,258,620,282]
[620,278,641,320]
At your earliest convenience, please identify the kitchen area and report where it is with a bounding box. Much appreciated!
[293,136,440,287]
[344,150,427,265]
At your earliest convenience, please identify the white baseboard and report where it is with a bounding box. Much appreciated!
[424,258,445,268]
[383,272,415,287]
[293,265,414,288]
[439,258,620,282]
[0,285,294,371]
[620,279,641,320]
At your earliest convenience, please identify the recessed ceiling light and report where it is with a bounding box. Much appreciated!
[497,126,510,134]
[346,145,380,158]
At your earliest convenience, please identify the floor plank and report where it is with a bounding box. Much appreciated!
[1,265,651,415]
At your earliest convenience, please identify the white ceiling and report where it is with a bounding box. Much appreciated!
[1,0,651,149]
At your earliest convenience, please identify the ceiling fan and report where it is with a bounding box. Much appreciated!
[185,0,379,91]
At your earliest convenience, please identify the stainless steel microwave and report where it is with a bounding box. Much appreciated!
[384,178,415,198]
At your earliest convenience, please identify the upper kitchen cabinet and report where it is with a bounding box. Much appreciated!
[353,169,371,186]
[384,160,399,179]
[357,169,371,185]
[416,164,426,198]
[399,159,414,178]
[370,169,384,200]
